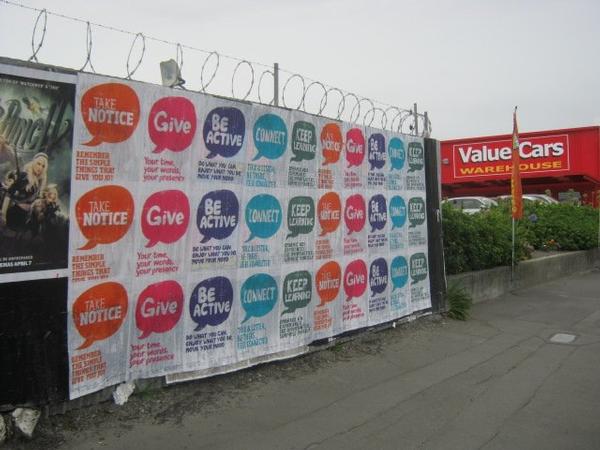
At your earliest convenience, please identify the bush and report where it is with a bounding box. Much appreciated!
[442,202,528,274]
[445,282,473,320]
[442,201,599,274]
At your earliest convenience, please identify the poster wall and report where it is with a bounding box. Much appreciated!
[0,65,431,400]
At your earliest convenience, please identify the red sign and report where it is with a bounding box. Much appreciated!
[452,134,570,180]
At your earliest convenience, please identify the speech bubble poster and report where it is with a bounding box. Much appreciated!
[283,189,316,264]
[342,191,367,256]
[189,185,242,270]
[343,125,367,189]
[366,127,388,189]
[279,263,315,346]
[182,270,239,372]
[317,120,344,191]
[315,190,343,262]
[340,257,368,333]
[196,96,250,186]
[367,256,390,326]
[128,276,185,379]
[68,279,130,398]
[312,259,344,338]
[366,191,389,253]
[286,112,318,189]
[387,135,407,191]
[65,71,431,399]
[245,107,290,189]
[236,267,282,360]
[238,187,285,270]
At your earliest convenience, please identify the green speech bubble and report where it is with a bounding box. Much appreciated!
[291,121,317,162]
[282,270,312,315]
[408,197,426,228]
[410,253,428,284]
[407,142,424,172]
[287,196,315,239]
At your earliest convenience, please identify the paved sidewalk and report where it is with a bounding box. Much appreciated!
[20,269,600,449]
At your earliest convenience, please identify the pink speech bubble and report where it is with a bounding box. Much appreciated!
[344,259,367,302]
[141,190,190,247]
[148,96,197,153]
[344,194,366,234]
[135,280,184,339]
[345,128,365,168]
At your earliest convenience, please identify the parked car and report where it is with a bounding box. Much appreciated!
[442,196,498,214]
[495,194,559,204]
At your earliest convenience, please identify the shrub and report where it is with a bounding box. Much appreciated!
[441,200,599,275]
[445,282,473,321]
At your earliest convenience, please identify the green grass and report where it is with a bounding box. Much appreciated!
[446,282,473,321]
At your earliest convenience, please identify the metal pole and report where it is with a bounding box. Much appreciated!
[413,102,419,136]
[273,62,279,107]
[424,111,430,137]
[511,217,515,283]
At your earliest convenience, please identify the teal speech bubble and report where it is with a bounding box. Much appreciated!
[408,197,426,228]
[282,270,312,315]
[253,113,288,161]
[240,273,278,323]
[245,194,283,242]
[407,142,424,172]
[389,195,407,229]
[287,196,315,239]
[291,121,316,162]
[390,256,408,291]
[410,253,428,284]
[388,137,406,171]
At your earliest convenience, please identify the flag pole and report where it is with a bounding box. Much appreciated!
[511,217,515,282]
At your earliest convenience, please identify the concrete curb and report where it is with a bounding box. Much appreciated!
[447,248,600,304]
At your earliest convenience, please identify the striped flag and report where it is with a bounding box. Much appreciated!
[511,107,523,219]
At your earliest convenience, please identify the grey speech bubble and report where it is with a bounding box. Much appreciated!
[410,253,428,284]
[282,270,312,315]
[287,196,315,239]
[408,197,426,228]
[407,142,424,172]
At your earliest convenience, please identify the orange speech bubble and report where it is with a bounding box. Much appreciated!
[316,260,341,307]
[80,83,140,146]
[75,185,134,250]
[320,123,343,165]
[317,191,341,236]
[73,281,128,350]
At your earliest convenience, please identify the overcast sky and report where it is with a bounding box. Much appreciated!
[1,0,599,139]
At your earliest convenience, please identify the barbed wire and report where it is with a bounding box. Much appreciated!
[1,0,432,136]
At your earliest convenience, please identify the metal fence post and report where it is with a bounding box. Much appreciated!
[273,62,279,106]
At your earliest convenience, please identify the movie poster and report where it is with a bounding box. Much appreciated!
[0,67,75,275]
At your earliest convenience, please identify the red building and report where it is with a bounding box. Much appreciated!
[441,126,600,207]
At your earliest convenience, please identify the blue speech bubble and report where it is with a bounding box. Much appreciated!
[240,273,278,323]
[245,194,282,242]
[389,195,407,229]
[390,256,408,291]
[190,276,233,331]
[368,194,387,232]
[369,258,388,296]
[196,190,239,243]
[203,107,245,159]
[368,133,386,170]
[388,137,405,171]
[253,113,288,161]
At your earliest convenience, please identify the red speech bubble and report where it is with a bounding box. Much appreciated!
[141,190,190,247]
[148,96,197,153]
[321,123,343,166]
[345,128,365,168]
[75,185,134,250]
[343,259,367,301]
[135,280,184,339]
[73,281,128,350]
[317,191,341,237]
[80,83,140,146]
[316,261,342,307]
[344,194,366,234]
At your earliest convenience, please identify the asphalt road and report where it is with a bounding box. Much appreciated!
[19,268,600,449]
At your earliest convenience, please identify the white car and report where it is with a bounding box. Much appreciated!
[496,194,559,204]
[443,196,498,214]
